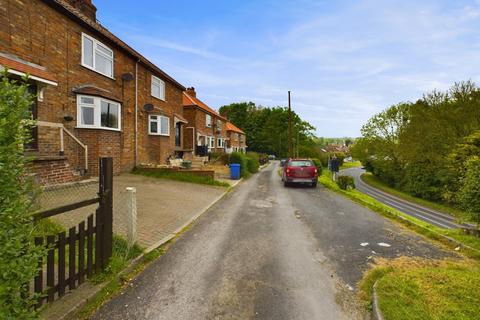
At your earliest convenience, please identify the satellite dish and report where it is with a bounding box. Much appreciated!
[143,103,154,112]
[121,73,134,81]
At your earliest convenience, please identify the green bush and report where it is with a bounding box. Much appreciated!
[311,158,323,175]
[0,74,46,319]
[246,156,260,173]
[229,152,249,177]
[246,151,260,161]
[459,157,480,224]
[336,175,355,190]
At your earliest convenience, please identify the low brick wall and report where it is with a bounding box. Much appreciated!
[32,157,82,186]
[136,167,215,179]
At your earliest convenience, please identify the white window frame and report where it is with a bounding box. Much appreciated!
[151,75,165,100]
[216,120,222,130]
[217,138,225,148]
[148,114,170,136]
[81,33,114,79]
[207,136,214,148]
[76,95,121,131]
[206,114,212,127]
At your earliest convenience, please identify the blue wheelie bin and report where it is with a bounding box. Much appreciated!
[230,163,241,180]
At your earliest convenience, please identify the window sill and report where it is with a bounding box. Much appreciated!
[151,94,166,102]
[80,64,115,80]
[76,126,122,132]
[148,133,170,137]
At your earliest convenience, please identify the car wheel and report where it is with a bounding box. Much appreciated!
[284,181,289,187]
[312,181,317,188]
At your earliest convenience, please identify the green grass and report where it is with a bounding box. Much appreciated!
[133,168,230,187]
[361,172,473,224]
[318,171,480,260]
[90,235,143,284]
[33,218,65,237]
[360,258,480,320]
[340,160,362,169]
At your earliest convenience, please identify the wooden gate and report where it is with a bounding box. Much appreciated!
[33,157,113,305]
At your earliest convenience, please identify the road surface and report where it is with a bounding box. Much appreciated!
[93,162,453,320]
[342,167,461,229]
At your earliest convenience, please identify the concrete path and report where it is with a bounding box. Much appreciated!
[342,167,461,229]
[93,162,453,320]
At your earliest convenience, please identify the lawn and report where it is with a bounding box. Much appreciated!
[340,160,362,170]
[361,172,473,224]
[360,258,480,320]
[132,168,230,187]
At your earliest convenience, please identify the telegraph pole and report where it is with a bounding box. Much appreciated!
[288,91,293,158]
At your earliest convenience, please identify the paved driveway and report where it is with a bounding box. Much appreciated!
[93,162,455,320]
[43,174,226,248]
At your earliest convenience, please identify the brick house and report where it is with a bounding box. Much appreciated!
[0,0,188,185]
[182,87,228,156]
[226,122,247,153]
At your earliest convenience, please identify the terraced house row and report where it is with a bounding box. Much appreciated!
[0,0,247,185]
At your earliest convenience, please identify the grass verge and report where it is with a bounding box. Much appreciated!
[359,257,480,320]
[361,172,473,224]
[340,160,362,170]
[133,168,230,187]
[318,170,480,260]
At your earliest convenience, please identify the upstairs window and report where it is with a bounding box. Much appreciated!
[216,120,222,130]
[77,95,121,130]
[206,114,212,127]
[151,75,165,100]
[82,33,114,78]
[149,115,170,136]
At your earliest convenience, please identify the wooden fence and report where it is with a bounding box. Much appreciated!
[33,157,113,306]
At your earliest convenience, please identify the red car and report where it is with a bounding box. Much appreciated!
[282,159,318,187]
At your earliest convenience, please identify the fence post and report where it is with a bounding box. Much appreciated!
[125,187,137,248]
[99,157,113,268]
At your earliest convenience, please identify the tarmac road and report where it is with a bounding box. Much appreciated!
[93,162,454,320]
[342,167,461,229]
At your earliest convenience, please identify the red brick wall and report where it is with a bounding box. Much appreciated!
[183,106,228,153]
[136,65,184,165]
[0,0,185,179]
[32,158,81,186]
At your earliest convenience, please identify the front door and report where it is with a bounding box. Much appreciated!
[175,122,181,147]
[25,84,38,150]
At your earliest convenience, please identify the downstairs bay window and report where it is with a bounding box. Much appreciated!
[149,115,170,136]
[77,95,121,130]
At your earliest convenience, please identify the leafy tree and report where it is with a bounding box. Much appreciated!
[358,103,410,185]
[459,157,480,224]
[0,74,45,318]
[355,80,480,212]
[220,102,317,158]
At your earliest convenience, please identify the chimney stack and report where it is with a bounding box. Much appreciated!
[186,87,196,98]
[66,0,97,22]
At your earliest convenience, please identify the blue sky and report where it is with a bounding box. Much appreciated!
[95,0,480,137]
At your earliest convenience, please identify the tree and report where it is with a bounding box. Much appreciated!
[0,74,45,318]
[219,102,317,158]
[459,157,480,225]
[359,103,410,185]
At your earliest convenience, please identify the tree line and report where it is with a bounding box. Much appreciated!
[219,102,319,158]
[351,81,480,222]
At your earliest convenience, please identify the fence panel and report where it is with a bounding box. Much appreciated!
[32,157,113,306]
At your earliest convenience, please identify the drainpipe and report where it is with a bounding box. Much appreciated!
[134,60,139,167]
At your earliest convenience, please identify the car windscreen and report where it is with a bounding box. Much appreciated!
[288,160,313,167]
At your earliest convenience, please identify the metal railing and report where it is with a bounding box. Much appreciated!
[37,121,88,171]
